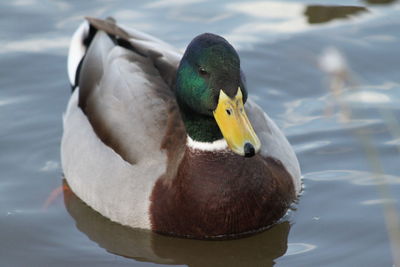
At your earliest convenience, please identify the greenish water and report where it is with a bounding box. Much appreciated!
[1,0,399,266]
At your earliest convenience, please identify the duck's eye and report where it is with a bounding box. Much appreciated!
[226,109,232,116]
[198,67,208,76]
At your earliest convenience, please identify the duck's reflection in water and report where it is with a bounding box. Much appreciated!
[63,180,291,267]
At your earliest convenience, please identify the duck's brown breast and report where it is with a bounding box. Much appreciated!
[149,148,296,239]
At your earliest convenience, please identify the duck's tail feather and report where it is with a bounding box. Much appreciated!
[67,19,97,91]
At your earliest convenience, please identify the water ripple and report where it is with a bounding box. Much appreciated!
[286,242,317,256]
[305,170,400,186]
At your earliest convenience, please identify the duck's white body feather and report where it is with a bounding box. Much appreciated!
[61,19,301,230]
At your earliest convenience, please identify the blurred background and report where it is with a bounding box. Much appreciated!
[0,0,399,266]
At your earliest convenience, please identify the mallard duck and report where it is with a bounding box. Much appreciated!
[62,17,301,239]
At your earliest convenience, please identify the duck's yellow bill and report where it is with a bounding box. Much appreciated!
[213,89,261,157]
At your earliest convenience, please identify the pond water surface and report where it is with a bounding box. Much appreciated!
[1,0,400,266]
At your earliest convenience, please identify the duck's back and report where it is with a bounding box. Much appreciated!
[62,18,185,229]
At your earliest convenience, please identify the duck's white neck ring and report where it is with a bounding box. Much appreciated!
[186,136,228,152]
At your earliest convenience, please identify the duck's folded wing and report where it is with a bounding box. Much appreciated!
[74,17,183,164]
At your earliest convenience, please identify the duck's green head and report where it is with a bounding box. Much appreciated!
[176,33,260,157]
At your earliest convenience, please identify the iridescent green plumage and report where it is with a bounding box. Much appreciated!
[175,33,247,142]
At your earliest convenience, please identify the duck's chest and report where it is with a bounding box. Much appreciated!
[150,150,295,239]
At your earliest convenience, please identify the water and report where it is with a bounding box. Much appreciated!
[1,0,399,266]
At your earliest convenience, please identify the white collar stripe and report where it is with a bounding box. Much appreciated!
[186,136,228,151]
